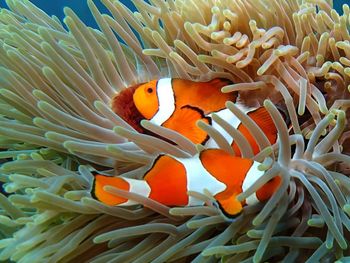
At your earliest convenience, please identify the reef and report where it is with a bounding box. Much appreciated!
[0,0,350,262]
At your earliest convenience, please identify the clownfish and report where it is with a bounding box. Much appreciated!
[91,149,281,217]
[112,78,280,155]
[132,78,279,155]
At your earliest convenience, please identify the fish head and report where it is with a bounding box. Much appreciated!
[133,79,159,120]
[110,81,176,145]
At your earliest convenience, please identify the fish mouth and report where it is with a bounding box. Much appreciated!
[111,83,146,133]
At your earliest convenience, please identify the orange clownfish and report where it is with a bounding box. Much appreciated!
[91,149,281,217]
[132,78,278,155]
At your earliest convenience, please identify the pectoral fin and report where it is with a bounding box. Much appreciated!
[163,105,211,145]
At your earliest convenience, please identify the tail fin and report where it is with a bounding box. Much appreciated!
[91,174,151,206]
[248,107,277,135]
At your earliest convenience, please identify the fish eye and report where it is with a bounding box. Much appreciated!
[147,87,153,93]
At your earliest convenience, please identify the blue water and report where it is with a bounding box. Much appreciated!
[0,1,347,29]
[0,0,135,28]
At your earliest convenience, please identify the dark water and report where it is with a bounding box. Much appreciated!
[0,0,135,28]
[0,1,347,28]
[334,1,348,12]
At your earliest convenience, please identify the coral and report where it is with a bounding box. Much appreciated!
[0,0,349,262]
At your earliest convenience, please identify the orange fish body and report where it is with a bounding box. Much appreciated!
[131,78,277,155]
[92,149,281,217]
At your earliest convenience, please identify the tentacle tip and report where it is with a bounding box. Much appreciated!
[62,141,71,148]
[37,100,48,109]
[201,250,213,257]
[225,100,234,108]
[221,86,230,93]
[112,126,123,133]
[92,236,103,244]
[63,7,73,15]
[343,204,350,215]
[340,242,348,250]
[263,99,272,107]
[196,119,206,127]
[140,119,149,127]
[87,0,94,6]
[252,218,261,227]
[63,16,73,25]
[93,100,103,108]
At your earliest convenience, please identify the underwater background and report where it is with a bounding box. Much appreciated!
[1,0,350,262]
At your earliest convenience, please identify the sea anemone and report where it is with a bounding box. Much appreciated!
[0,0,350,262]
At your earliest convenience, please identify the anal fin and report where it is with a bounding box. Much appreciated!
[216,194,243,218]
[91,174,129,206]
